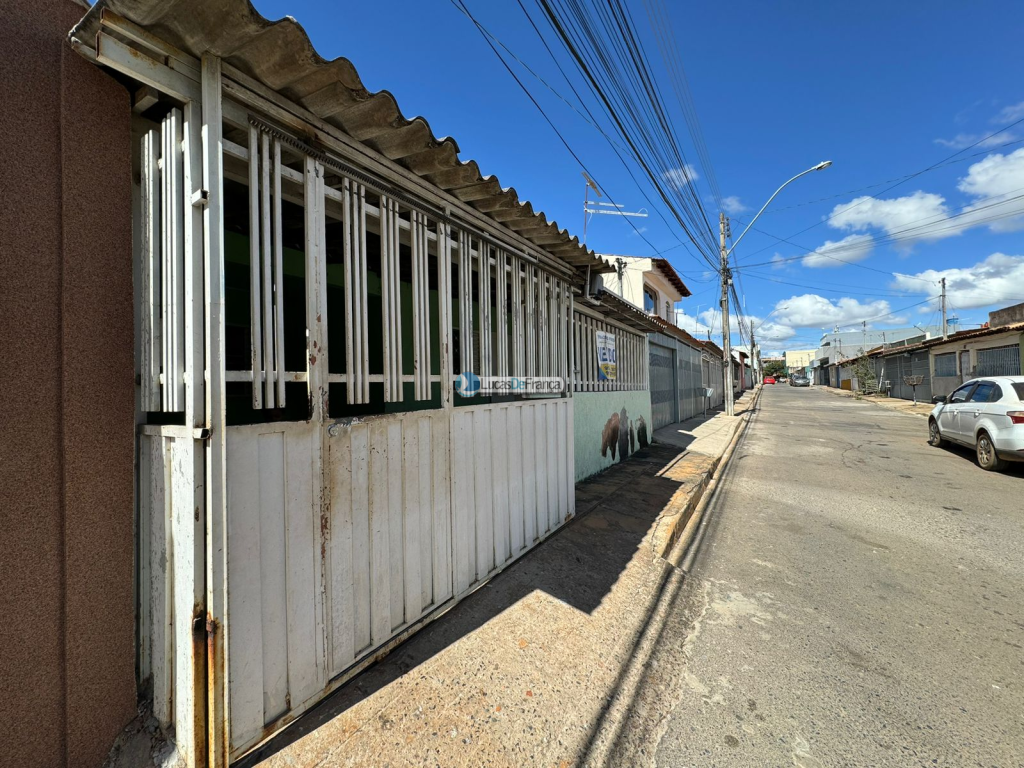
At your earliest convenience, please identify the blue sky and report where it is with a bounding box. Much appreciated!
[253,0,1024,352]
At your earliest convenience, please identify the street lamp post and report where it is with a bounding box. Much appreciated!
[720,161,831,415]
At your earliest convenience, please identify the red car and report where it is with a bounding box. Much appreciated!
[763,376,776,385]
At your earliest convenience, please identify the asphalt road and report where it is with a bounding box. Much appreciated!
[611,384,1024,768]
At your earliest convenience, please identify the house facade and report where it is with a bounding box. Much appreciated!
[596,254,691,322]
[22,0,655,764]
[928,304,1024,398]
[784,349,815,377]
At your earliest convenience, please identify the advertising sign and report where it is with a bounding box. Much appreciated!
[596,330,617,381]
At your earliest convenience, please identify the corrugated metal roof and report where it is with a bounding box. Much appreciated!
[586,289,663,332]
[873,321,1024,358]
[71,0,612,275]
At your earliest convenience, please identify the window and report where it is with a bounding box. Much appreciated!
[968,382,997,403]
[1012,382,1024,400]
[950,383,976,403]
[643,286,657,314]
[934,352,957,377]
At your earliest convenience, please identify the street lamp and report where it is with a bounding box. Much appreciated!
[719,161,832,415]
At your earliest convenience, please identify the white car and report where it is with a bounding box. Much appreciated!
[928,376,1024,471]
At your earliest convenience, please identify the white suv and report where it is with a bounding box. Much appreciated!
[928,376,1024,471]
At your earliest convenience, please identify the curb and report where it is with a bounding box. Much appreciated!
[650,385,763,561]
[581,386,762,768]
[821,386,932,418]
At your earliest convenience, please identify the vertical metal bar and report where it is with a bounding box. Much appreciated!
[183,100,205,422]
[510,255,521,379]
[412,211,431,400]
[201,53,229,768]
[343,179,369,404]
[528,266,536,378]
[168,109,186,411]
[478,240,490,379]
[260,132,275,409]
[380,195,394,402]
[494,249,506,378]
[567,289,574,395]
[161,116,171,411]
[305,156,327,420]
[141,129,162,411]
[458,230,474,376]
[247,124,263,408]
[343,178,355,404]
[273,139,286,406]
[359,186,370,404]
[394,200,404,401]
[437,217,453,406]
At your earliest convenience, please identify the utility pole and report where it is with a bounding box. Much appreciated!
[720,212,735,416]
[750,318,757,383]
[940,277,948,339]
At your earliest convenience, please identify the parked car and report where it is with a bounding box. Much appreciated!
[763,376,776,385]
[790,375,810,387]
[928,376,1024,471]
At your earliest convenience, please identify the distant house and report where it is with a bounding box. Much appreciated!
[784,349,815,377]
[596,254,691,323]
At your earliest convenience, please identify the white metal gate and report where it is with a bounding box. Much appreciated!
[107,15,581,764]
[136,84,577,764]
[976,344,1021,377]
[649,342,677,429]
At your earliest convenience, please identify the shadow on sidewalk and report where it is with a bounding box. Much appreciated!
[239,442,691,767]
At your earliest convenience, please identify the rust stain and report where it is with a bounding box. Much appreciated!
[309,353,318,366]
[525,690,533,697]
[191,605,208,761]
[206,612,225,768]
[495,705,502,713]
[518,638,529,649]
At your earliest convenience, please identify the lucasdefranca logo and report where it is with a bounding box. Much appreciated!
[456,371,481,397]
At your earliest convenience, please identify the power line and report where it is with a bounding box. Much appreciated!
[528,0,721,265]
[733,190,1024,275]
[448,0,671,262]
[757,138,1024,216]
[732,113,1024,264]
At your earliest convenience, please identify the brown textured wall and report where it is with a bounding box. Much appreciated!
[0,1,136,766]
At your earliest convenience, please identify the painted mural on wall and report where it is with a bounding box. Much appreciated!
[600,407,650,463]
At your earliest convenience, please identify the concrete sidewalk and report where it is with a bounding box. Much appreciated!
[243,389,760,768]
[821,385,935,417]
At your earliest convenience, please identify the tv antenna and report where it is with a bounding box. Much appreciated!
[582,172,648,245]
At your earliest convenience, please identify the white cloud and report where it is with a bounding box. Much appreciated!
[956,147,1024,232]
[934,132,1018,150]
[722,195,748,214]
[801,233,874,268]
[892,252,1024,310]
[770,253,788,270]
[772,294,893,328]
[829,191,952,240]
[662,164,699,190]
[689,309,797,348]
[993,100,1024,123]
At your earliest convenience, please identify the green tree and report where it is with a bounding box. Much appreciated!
[764,359,786,378]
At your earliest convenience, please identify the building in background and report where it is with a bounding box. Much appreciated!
[784,349,816,377]
[813,326,942,386]
[597,254,691,322]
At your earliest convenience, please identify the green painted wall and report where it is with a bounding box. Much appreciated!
[573,389,652,482]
